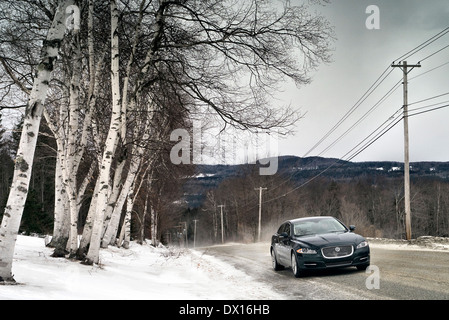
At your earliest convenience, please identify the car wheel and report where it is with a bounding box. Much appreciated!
[291,253,301,278]
[271,248,283,271]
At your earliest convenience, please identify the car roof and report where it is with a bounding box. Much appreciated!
[287,216,336,224]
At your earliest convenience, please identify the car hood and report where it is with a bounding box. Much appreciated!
[292,232,364,248]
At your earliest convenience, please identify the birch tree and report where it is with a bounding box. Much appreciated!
[42,0,107,257]
[82,0,122,265]
[0,0,72,283]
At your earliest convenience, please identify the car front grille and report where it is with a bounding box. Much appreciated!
[321,245,354,259]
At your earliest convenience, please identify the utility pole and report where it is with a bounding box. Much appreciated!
[392,60,421,240]
[193,219,198,248]
[255,187,267,242]
[218,205,225,244]
[180,221,188,247]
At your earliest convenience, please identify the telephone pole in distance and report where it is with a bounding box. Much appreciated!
[218,205,225,244]
[193,219,199,248]
[255,187,268,242]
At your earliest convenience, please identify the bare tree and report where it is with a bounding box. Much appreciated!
[0,0,73,283]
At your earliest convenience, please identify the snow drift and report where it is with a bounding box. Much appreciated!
[0,235,286,300]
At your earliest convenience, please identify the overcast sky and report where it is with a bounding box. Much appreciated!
[2,0,448,166]
[273,0,449,163]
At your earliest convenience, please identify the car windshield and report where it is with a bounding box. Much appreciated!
[293,218,348,237]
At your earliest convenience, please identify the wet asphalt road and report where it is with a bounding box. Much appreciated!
[195,242,449,300]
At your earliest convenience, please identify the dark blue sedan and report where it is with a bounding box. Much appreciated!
[270,216,370,277]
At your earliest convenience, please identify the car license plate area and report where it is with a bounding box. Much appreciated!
[325,260,352,268]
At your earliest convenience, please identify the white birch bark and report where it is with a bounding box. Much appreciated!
[129,164,151,245]
[73,0,108,259]
[151,205,158,247]
[100,159,126,239]
[83,0,121,265]
[118,201,131,249]
[41,0,100,258]
[106,175,136,247]
[77,170,100,258]
[49,150,70,256]
[65,31,83,256]
[0,0,71,282]
[123,189,134,248]
[101,156,140,247]
[140,192,149,244]
[43,103,71,256]
[100,0,147,248]
[75,55,106,258]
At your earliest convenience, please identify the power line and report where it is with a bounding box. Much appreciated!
[273,96,449,202]
[408,91,449,107]
[409,60,449,81]
[263,106,404,203]
[312,27,449,157]
[317,77,402,157]
[262,77,402,195]
[418,43,449,63]
[344,113,403,162]
[303,66,393,157]
[393,27,449,63]
[302,26,449,159]
[408,102,449,118]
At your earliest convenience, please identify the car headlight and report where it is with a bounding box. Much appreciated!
[356,241,369,249]
[296,248,317,254]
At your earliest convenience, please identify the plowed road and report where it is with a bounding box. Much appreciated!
[195,242,449,299]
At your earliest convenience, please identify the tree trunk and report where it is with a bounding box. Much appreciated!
[48,151,70,257]
[76,174,100,260]
[83,0,121,265]
[150,206,158,247]
[0,0,71,283]
[65,30,83,256]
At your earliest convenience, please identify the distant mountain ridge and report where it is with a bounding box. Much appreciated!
[183,155,449,208]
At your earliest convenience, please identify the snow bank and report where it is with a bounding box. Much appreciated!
[0,235,286,300]
[368,236,449,251]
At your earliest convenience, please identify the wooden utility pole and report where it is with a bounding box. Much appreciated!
[255,187,268,242]
[218,205,225,244]
[180,221,188,247]
[193,219,198,248]
[392,61,421,240]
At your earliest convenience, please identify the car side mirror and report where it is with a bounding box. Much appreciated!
[349,225,356,232]
[279,232,289,238]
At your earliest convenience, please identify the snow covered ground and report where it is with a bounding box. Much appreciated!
[0,235,287,300]
[367,236,449,251]
[1,235,448,300]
